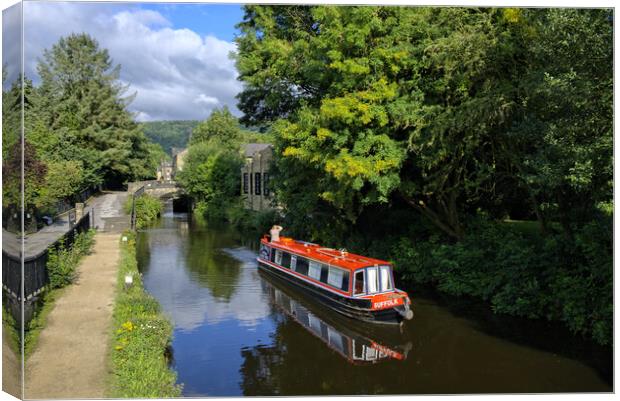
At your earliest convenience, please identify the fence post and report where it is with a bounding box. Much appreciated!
[130,194,136,230]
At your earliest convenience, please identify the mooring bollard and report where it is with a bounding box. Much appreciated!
[124,274,133,289]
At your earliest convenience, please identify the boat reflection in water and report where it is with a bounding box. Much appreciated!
[260,270,412,365]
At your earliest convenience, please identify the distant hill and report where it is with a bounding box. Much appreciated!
[142,120,199,155]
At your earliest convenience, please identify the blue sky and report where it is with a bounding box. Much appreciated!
[3,2,248,121]
[140,3,245,42]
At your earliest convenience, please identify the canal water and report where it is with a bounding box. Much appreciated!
[136,204,612,396]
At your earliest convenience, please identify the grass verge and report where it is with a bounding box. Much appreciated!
[109,230,181,398]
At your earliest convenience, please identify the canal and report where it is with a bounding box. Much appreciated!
[136,203,612,396]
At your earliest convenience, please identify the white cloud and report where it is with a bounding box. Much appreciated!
[22,2,242,121]
[2,3,22,89]
[194,94,219,106]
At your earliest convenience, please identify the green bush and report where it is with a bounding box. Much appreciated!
[391,217,612,345]
[125,194,163,229]
[226,201,279,234]
[110,231,181,398]
[47,229,96,289]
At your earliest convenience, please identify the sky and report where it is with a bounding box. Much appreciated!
[3,2,246,121]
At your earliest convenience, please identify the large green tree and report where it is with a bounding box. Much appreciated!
[236,6,529,240]
[505,9,613,237]
[33,33,152,189]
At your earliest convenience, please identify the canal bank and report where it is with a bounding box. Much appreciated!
[136,204,612,396]
[108,231,181,398]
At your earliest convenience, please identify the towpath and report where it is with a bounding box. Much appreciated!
[24,192,128,398]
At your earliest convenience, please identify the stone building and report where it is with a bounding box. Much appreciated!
[172,147,189,178]
[241,143,274,211]
[157,160,173,181]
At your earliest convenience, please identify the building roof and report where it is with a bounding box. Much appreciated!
[244,143,272,157]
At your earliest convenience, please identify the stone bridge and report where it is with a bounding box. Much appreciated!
[127,180,184,199]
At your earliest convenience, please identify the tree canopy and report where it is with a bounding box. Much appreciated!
[32,33,154,190]
[234,6,613,240]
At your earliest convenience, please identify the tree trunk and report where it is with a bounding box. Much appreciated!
[400,192,464,241]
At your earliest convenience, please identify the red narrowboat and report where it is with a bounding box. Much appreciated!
[257,231,414,325]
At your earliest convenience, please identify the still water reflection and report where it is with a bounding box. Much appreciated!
[136,205,611,396]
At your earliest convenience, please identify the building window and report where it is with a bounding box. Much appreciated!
[255,172,261,195]
[250,173,253,195]
[243,173,248,194]
[263,173,270,196]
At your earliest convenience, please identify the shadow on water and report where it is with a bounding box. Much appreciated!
[404,284,613,386]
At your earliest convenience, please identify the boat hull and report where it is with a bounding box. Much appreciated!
[258,258,406,325]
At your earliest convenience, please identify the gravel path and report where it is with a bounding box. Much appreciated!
[24,233,121,399]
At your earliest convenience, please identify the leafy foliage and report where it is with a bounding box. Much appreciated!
[47,229,96,290]
[390,216,612,345]
[176,142,242,220]
[190,106,242,150]
[124,194,163,230]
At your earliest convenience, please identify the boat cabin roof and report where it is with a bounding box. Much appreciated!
[262,236,391,272]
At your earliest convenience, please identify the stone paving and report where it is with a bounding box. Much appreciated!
[2,191,130,260]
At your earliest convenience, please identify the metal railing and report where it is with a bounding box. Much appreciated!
[2,211,91,302]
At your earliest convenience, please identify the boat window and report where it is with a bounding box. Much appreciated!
[295,257,309,276]
[308,261,321,280]
[367,267,379,293]
[328,267,350,291]
[327,267,343,289]
[341,271,350,292]
[353,340,364,360]
[270,248,277,263]
[290,255,297,270]
[319,265,329,283]
[309,314,322,336]
[354,271,365,295]
[281,252,292,269]
[366,347,378,361]
[328,327,346,354]
[380,265,393,291]
[275,250,282,265]
[259,244,271,260]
